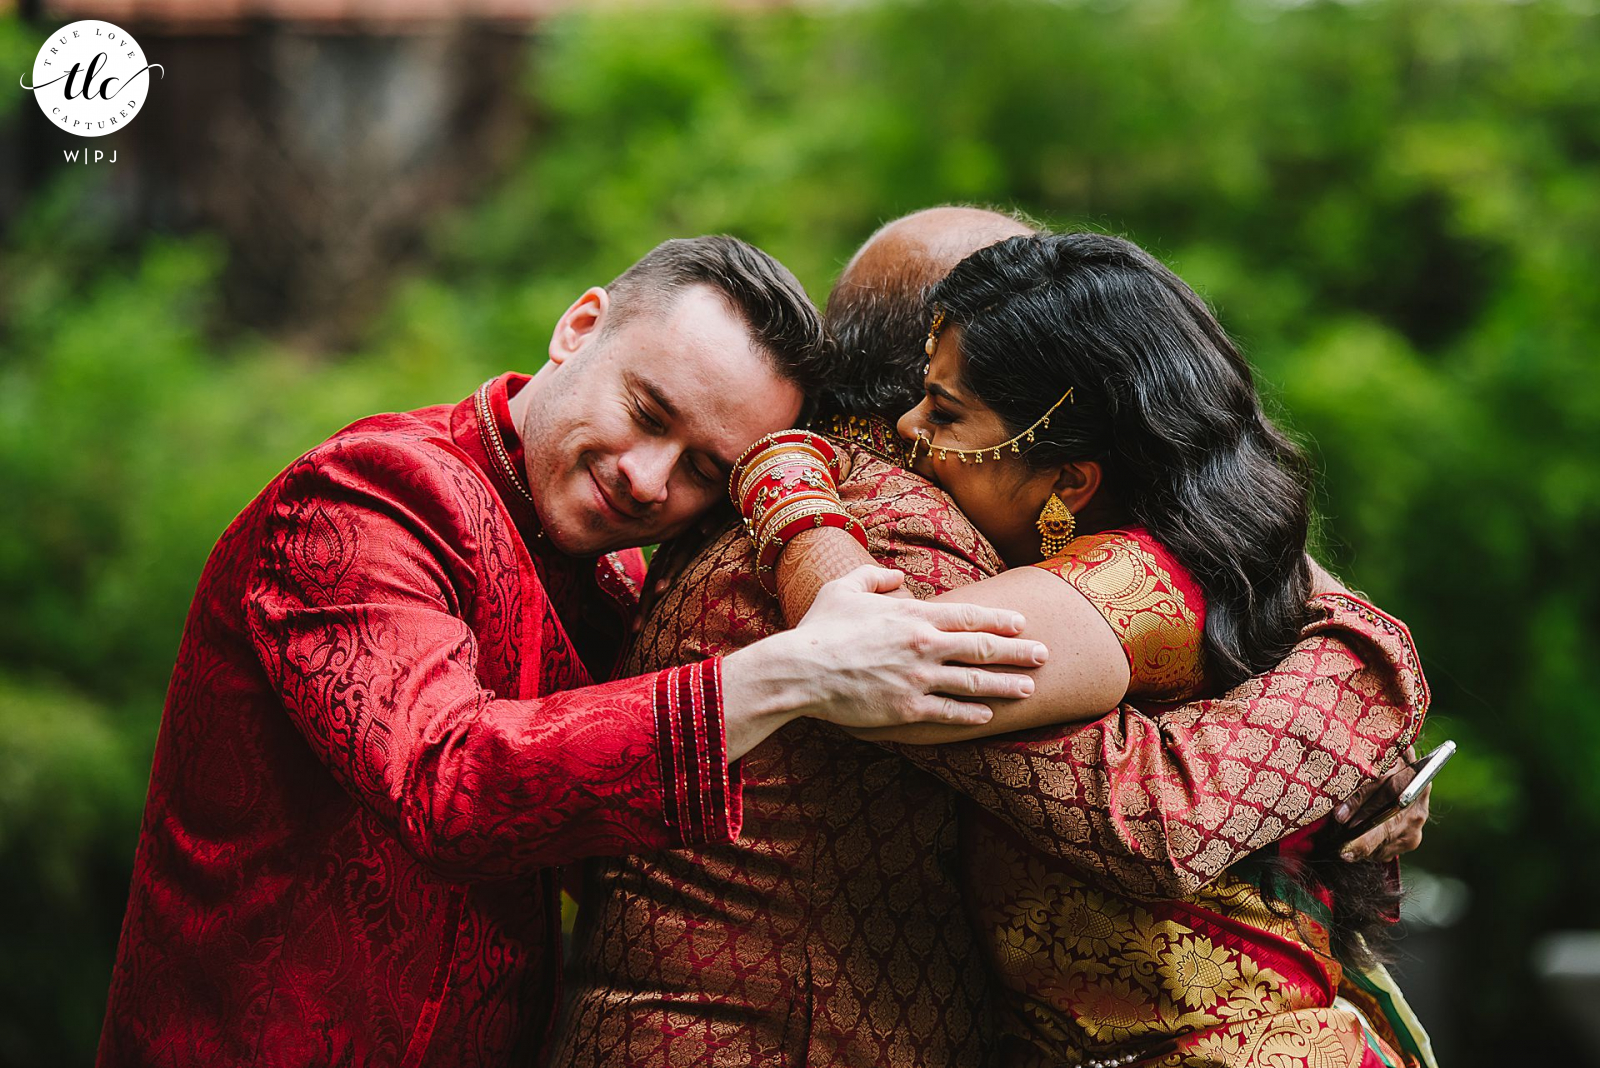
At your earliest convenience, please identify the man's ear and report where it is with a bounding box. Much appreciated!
[549,287,610,367]
[1053,460,1103,514]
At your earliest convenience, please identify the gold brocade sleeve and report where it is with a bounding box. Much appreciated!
[1032,531,1206,702]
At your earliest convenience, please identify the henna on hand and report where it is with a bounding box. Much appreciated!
[775,525,885,626]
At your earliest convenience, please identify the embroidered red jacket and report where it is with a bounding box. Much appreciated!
[96,374,737,1068]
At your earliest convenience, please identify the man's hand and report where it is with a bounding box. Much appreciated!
[788,566,1048,728]
[1332,747,1431,862]
[720,566,1047,759]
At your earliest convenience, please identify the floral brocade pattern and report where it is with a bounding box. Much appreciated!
[555,415,1432,1068]
[1034,530,1207,702]
[968,822,1396,1067]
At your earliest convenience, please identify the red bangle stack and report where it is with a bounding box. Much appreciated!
[728,430,869,594]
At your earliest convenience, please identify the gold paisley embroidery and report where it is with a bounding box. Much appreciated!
[1033,532,1205,701]
[1177,1008,1369,1068]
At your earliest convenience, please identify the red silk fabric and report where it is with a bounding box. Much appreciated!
[96,374,738,1068]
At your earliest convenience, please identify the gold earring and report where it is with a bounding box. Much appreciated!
[1037,493,1076,557]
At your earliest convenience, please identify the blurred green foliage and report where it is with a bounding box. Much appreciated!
[2,0,1598,1063]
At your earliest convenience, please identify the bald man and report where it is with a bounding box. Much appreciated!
[550,209,1430,1068]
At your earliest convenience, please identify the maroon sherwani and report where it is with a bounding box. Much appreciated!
[97,373,738,1068]
[553,415,1428,1068]
[555,416,1005,1068]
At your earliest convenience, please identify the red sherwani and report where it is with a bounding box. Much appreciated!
[97,374,739,1068]
[553,415,1427,1068]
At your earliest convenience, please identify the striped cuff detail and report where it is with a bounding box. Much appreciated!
[653,659,742,846]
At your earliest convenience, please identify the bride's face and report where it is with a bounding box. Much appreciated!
[896,326,1063,566]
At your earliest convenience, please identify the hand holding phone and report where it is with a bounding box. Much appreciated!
[1338,740,1455,845]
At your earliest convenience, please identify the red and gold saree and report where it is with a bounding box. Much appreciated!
[968,529,1435,1068]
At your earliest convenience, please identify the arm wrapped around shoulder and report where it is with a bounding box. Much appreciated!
[886,591,1428,898]
[245,437,740,880]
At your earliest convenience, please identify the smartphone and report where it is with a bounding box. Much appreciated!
[1338,740,1456,844]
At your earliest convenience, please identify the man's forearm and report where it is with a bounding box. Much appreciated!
[720,634,809,760]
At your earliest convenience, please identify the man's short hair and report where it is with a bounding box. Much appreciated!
[606,236,830,397]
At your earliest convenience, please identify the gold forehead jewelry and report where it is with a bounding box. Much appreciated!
[907,387,1074,466]
[924,307,946,357]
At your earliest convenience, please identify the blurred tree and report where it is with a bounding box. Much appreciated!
[1,1,1597,1063]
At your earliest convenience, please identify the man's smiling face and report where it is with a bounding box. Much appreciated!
[520,284,805,555]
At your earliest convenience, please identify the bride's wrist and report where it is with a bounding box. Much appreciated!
[728,430,867,594]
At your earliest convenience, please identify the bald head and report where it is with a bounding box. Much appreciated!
[840,206,1037,296]
[817,206,1037,421]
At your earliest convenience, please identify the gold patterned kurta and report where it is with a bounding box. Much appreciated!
[552,424,1007,1068]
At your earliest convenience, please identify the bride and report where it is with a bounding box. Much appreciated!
[730,231,1434,1068]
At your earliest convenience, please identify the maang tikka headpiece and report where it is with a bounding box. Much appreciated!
[924,307,947,360]
[910,307,1075,467]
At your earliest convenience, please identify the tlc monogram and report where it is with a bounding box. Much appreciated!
[20,20,163,142]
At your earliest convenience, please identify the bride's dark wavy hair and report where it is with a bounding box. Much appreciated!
[930,233,1400,965]
[929,231,1313,685]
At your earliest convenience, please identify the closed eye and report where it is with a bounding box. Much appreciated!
[686,459,719,487]
[630,398,666,435]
